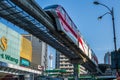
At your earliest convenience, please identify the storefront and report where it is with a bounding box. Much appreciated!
[0,23,21,65]
[0,23,42,80]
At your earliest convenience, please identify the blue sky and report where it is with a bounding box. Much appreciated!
[0,0,120,64]
[36,0,120,63]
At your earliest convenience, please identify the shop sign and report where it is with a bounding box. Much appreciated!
[20,58,30,67]
[0,36,19,64]
[0,36,7,51]
[0,53,18,64]
[38,65,44,70]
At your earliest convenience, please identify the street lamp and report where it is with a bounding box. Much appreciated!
[93,1,117,51]
[93,0,118,75]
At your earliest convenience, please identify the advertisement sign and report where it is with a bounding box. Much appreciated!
[20,57,30,67]
[38,65,44,70]
[0,23,21,65]
[20,36,32,62]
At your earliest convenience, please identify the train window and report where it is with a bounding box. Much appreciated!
[44,5,58,9]
[72,23,75,28]
[72,23,78,32]
[66,15,71,27]
[59,8,65,17]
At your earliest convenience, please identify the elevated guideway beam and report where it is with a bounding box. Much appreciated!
[10,0,98,72]
[11,0,79,59]
[0,0,101,73]
[0,0,76,59]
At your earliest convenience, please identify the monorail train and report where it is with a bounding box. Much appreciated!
[44,5,98,65]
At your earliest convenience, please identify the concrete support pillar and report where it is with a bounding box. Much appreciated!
[73,64,79,80]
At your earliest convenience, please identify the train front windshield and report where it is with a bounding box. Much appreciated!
[44,5,58,9]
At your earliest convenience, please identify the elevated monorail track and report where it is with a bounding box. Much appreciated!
[0,0,101,73]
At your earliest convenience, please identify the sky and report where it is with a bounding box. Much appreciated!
[0,0,120,64]
[36,0,120,63]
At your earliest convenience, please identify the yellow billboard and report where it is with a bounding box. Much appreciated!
[20,36,32,62]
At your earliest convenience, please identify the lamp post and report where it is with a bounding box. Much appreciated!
[93,1,118,75]
[93,1,117,51]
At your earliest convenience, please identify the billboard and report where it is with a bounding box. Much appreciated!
[0,23,21,65]
[20,36,32,62]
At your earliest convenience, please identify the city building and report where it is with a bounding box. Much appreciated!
[56,51,87,76]
[0,23,41,80]
[23,34,48,70]
[104,52,111,64]
[103,52,116,76]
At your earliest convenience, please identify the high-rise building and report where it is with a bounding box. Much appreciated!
[104,52,111,65]
[49,53,53,69]
[23,34,48,70]
[56,51,87,76]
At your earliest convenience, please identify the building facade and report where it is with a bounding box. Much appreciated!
[23,34,48,70]
[104,52,111,65]
[0,23,21,66]
[56,51,87,76]
[0,23,41,80]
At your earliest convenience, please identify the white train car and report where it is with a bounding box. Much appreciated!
[44,5,98,66]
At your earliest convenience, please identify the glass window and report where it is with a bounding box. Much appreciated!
[71,23,78,33]
[61,8,65,15]
[44,5,58,9]
[59,8,65,19]
[66,15,71,26]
